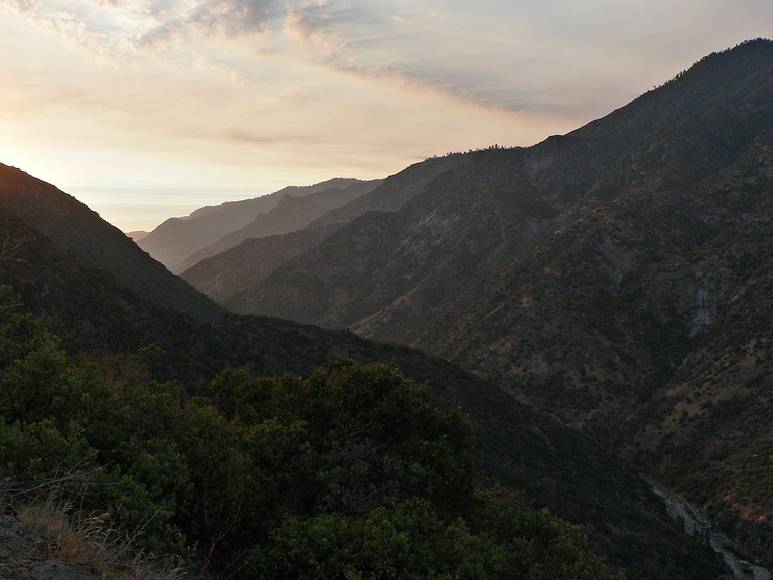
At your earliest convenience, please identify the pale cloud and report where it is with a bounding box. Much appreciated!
[136,0,282,47]
[0,0,148,56]
[4,0,773,116]
[4,0,37,12]
[285,4,348,59]
[281,0,773,116]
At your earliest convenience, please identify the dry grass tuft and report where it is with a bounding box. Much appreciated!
[16,504,184,580]
[1,465,187,579]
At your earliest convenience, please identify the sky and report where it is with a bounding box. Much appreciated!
[0,0,771,232]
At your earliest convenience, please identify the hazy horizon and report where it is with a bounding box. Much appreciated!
[76,185,287,233]
[1,0,771,231]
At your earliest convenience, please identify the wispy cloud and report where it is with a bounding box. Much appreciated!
[0,0,159,57]
[1,0,115,55]
[280,0,773,116]
[4,0,773,116]
[137,0,282,47]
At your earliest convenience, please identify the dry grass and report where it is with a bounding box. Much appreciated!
[0,464,187,579]
[20,505,106,567]
[14,503,185,580]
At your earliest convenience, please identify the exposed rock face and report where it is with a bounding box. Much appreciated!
[208,40,773,563]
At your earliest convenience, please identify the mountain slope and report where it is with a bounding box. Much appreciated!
[181,227,329,302]
[182,153,482,302]
[138,178,363,270]
[0,164,221,321]
[628,133,773,560]
[230,40,772,327]
[0,201,721,578]
[178,179,382,272]
[220,39,773,565]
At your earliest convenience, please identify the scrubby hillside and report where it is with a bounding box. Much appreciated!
[0,204,720,577]
[213,39,773,566]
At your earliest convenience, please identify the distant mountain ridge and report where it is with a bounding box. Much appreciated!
[181,227,329,303]
[126,230,148,241]
[176,179,382,273]
[138,178,370,271]
[180,155,473,301]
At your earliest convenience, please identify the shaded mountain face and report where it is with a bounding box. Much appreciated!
[181,227,329,303]
[177,179,382,273]
[211,39,773,564]
[0,200,721,578]
[138,178,365,271]
[626,137,773,559]
[181,154,479,302]
[0,165,221,321]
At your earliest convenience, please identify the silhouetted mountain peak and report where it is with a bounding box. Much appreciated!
[0,163,221,320]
